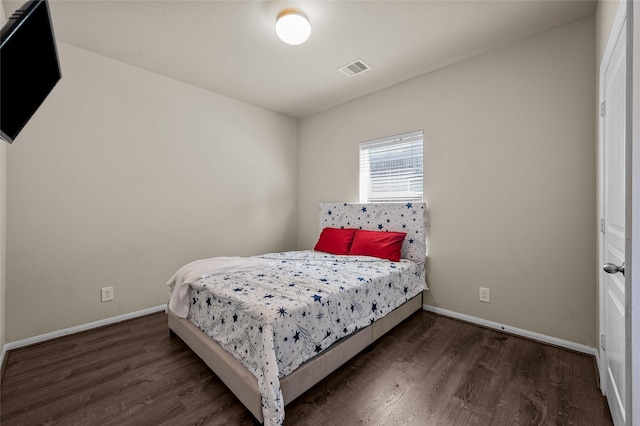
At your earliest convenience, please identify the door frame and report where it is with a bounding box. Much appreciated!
[598,0,628,423]
[627,1,638,424]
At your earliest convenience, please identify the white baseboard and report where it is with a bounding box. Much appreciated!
[422,304,597,356]
[0,304,167,369]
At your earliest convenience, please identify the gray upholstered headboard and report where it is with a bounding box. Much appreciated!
[318,202,427,265]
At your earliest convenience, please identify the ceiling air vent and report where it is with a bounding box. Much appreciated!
[338,59,371,77]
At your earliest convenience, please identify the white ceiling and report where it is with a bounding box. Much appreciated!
[4,0,597,118]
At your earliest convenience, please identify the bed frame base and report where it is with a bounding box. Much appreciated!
[168,293,423,424]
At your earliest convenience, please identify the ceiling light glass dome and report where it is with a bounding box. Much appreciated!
[276,9,311,45]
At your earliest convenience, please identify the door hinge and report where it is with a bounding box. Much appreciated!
[600,101,606,118]
[600,218,605,234]
[600,333,606,350]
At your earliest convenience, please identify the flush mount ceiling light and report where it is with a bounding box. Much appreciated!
[276,8,311,45]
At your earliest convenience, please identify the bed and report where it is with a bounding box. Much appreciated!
[167,202,427,425]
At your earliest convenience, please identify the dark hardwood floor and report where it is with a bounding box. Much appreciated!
[0,311,612,425]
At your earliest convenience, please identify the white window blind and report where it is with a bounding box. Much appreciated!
[359,130,423,203]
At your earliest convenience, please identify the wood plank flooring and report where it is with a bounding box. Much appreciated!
[0,311,612,425]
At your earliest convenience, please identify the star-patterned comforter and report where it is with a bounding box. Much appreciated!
[186,250,426,426]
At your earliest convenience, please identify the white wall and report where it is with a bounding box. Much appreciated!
[298,17,596,346]
[5,42,298,342]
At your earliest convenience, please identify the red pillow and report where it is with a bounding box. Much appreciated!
[348,230,406,262]
[314,228,358,255]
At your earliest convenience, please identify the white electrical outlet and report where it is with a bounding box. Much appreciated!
[101,286,114,302]
[479,287,491,303]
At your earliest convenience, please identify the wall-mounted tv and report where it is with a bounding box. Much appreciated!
[1,0,61,144]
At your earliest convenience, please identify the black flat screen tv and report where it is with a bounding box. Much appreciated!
[1,0,61,143]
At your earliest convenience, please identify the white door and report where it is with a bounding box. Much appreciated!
[601,14,627,426]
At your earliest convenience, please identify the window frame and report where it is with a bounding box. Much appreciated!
[359,130,424,203]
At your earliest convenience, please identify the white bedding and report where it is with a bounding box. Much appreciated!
[181,250,426,425]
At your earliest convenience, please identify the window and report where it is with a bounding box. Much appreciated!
[359,130,423,203]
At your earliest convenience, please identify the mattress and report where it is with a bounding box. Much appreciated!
[186,250,426,425]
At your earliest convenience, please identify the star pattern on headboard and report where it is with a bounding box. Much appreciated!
[318,202,427,265]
